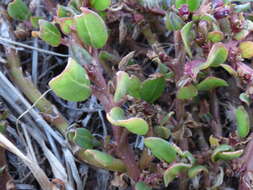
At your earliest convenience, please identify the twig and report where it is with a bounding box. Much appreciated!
[0,36,69,57]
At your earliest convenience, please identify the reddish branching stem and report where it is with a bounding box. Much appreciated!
[84,59,141,181]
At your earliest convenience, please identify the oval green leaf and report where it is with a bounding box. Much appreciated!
[49,58,91,102]
[107,107,149,135]
[208,31,224,43]
[68,128,100,149]
[197,77,228,91]
[38,20,62,47]
[140,76,166,103]
[144,137,177,163]
[177,84,198,100]
[90,0,111,11]
[163,163,191,187]
[235,106,250,138]
[77,149,126,172]
[7,0,31,21]
[74,8,108,48]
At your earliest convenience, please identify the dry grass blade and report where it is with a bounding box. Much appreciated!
[0,133,56,190]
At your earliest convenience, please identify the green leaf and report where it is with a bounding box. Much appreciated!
[107,107,149,135]
[55,17,74,35]
[49,57,91,102]
[57,5,73,17]
[68,128,100,149]
[188,165,208,178]
[165,12,185,31]
[154,126,171,139]
[30,16,44,28]
[90,0,111,11]
[181,22,194,57]
[239,93,251,106]
[177,85,198,100]
[144,137,177,163]
[69,43,93,66]
[163,163,191,187]
[239,41,253,59]
[77,149,126,172]
[207,31,224,43]
[211,144,233,162]
[7,0,31,21]
[38,20,62,47]
[217,149,244,160]
[196,77,228,91]
[170,143,196,164]
[74,8,108,48]
[140,76,166,103]
[183,151,196,165]
[114,71,141,101]
[175,0,201,11]
[135,182,152,190]
[200,43,228,69]
[114,71,129,102]
[235,106,250,138]
[128,76,142,98]
[220,64,238,77]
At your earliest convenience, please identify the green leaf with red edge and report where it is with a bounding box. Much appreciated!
[144,137,177,163]
[49,58,91,102]
[107,107,149,135]
[55,17,74,35]
[135,182,152,190]
[74,8,108,48]
[38,20,62,47]
[200,43,228,69]
[177,84,198,100]
[163,163,191,187]
[140,76,166,103]
[7,0,31,21]
[90,0,111,11]
[77,149,126,172]
[196,77,228,91]
[235,106,250,138]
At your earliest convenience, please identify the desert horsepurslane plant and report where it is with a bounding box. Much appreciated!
[6,0,253,189]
